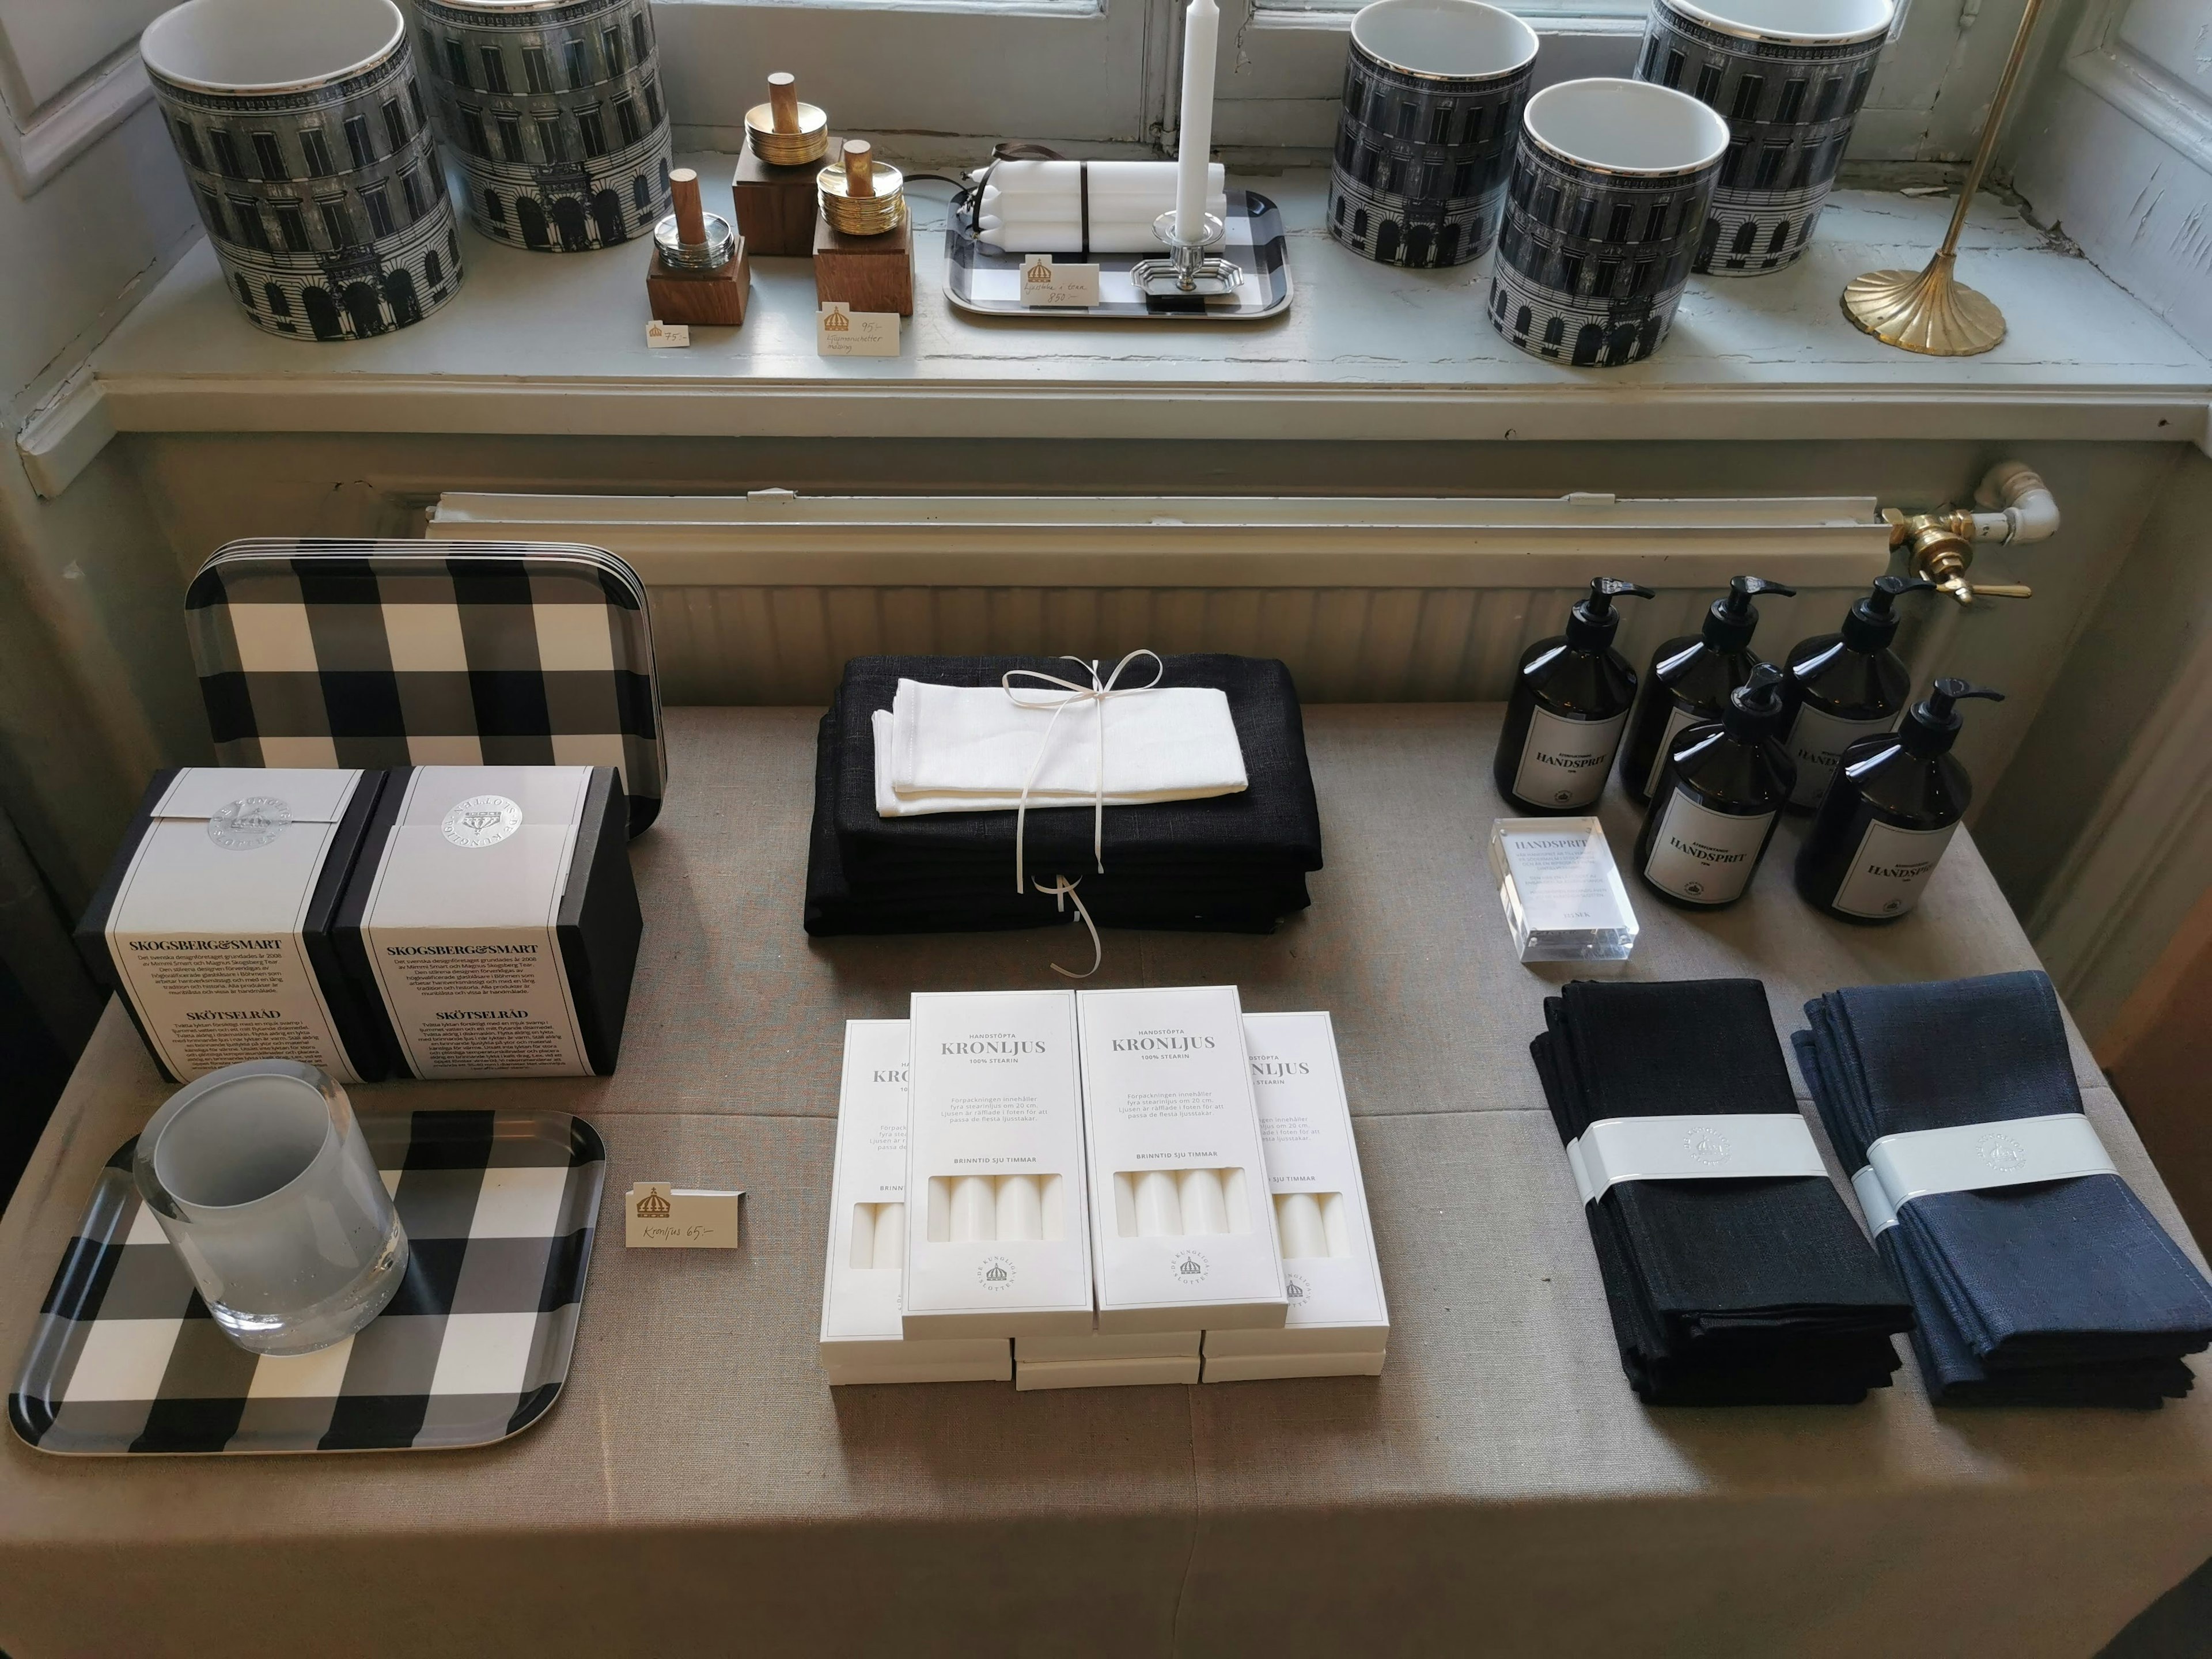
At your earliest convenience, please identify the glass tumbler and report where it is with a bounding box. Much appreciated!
[134,1059,408,1356]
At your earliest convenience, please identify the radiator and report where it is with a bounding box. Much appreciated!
[427,491,1893,704]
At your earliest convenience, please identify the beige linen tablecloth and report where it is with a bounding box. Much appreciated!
[3,706,2209,1658]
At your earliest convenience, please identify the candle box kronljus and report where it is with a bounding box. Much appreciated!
[820,1020,1014,1384]
[902,990,1096,1337]
[1078,984,1289,1335]
[334,765,642,1080]
[75,767,396,1085]
[1200,1012,1389,1381]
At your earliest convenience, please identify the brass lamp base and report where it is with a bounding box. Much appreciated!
[1842,251,2006,356]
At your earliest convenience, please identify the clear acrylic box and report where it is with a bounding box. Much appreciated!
[1487,817,1639,963]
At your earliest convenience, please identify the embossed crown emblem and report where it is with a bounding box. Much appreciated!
[637,1189,671,1218]
[1180,1257,1203,1275]
[823,309,850,332]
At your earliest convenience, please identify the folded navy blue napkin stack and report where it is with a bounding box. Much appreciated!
[803,654,1323,936]
[1532,978,1912,1406]
[1796,970,2212,1407]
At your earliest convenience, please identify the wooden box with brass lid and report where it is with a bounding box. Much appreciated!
[813,141,913,317]
[734,73,833,258]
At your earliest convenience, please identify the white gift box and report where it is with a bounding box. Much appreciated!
[1015,1354,1201,1391]
[1200,1012,1389,1381]
[821,1020,1013,1385]
[1077,985,1287,1335]
[902,990,1095,1338]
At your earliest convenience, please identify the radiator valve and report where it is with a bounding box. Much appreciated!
[1885,460,2055,607]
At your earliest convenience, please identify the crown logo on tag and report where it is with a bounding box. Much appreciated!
[823,309,850,332]
[1024,259,1054,285]
[635,1187,672,1218]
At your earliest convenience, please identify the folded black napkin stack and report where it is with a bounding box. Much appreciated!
[1532,979,1912,1406]
[804,654,1324,936]
[1796,971,2212,1407]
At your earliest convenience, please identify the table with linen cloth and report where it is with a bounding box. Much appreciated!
[2,704,2209,1659]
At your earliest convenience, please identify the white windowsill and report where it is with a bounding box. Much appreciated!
[21,159,2212,495]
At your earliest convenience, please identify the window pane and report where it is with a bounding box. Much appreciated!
[345,115,374,169]
[480,44,510,94]
[384,98,409,151]
[251,131,286,179]
[301,127,334,177]
[276,204,311,251]
[524,46,552,93]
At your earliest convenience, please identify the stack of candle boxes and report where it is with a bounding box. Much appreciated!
[77,764,643,1085]
[817,988,1388,1388]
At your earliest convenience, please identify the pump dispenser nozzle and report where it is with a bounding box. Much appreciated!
[1566,577,1656,648]
[1901,677,2004,754]
[1840,574,1940,651]
[1705,575,1797,650]
[1724,662,1789,736]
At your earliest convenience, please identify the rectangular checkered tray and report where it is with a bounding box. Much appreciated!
[10,1109,605,1456]
[944,188,1292,321]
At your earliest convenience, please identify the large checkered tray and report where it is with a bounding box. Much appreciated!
[10,1109,605,1456]
[944,188,1292,320]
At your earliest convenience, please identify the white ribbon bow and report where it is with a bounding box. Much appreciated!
[1002,649,1165,980]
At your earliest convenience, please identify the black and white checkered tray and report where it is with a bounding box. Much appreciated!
[10,1109,605,1456]
[944,188,1292,320]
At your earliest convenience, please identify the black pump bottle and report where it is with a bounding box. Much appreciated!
[1617,575,1797,805]
[1633,662,1797,910]
[1493,578,1656,812]
[1779,575,1938,812]
[1796,677,2005,923]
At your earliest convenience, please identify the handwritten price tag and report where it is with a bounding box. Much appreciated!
[646,320,690,347]
[1019,255,1101,308]
[625,1183,744,1248]
[816,302,900,357]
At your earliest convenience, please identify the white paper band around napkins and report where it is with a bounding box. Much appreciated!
[1565,1114,1827,1205]
[1849,1112,2118,1233]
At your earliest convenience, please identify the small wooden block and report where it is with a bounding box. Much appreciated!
[733,141,835,257]
[647,238,753,327]
[813,210,914,318]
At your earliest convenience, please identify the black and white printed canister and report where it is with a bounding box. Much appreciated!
[414,0,673,252]
[1487,77,1729,368]
[1329,0,1537,269]
[141,0,463,341]
[1634,0,1894,275]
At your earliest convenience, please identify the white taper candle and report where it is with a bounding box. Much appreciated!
[995,1175,1044,1241]
[1173,0,1219,244]
[849,1202,876,1270]
[1275,1191,1330,1259]
[1178,1168,1229,1234]
[1136,1169,1185,1237]
[951,1175,997,1242]
[873,1202,906,1269]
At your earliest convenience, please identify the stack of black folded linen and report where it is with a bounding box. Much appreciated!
[1797,970,2212,1407]
[1532,978,1912,1405]
[804,654,1323,936]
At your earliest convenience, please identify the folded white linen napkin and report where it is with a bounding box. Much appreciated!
[872,679,1247,819]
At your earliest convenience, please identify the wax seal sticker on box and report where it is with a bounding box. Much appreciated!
[442,794,522,849]
[206,795,292,851]
[625,1183,744,1248]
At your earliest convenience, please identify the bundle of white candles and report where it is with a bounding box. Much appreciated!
[975,0,1226,257]
[932,1173,1059,1241]
[976,160,1229,253]
[847,1200,906,1269]
[1116,1167,1236,1236]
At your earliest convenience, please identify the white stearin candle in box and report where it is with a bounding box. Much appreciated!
[1202,1011,1389,1380]
[1076,984,1287,1334]
[820,1020,1012,1385]
[902,990,1094,1338]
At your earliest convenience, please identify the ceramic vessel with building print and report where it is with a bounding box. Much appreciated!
[1329,0,1537,269]
[415,0,672,253]
[1635,0,1893,275]
[1487,77,1729,368]
[141,0,462,342]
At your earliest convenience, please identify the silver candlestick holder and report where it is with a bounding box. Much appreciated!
[1131,210,1243,297]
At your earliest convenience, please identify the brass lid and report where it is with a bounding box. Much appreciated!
[819,141,904,236]
[746,71,828,165]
